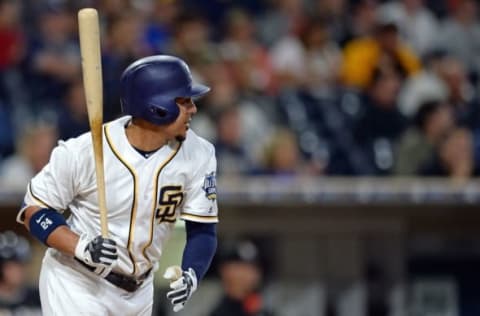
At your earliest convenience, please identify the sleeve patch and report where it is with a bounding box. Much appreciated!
[202,172,217,201]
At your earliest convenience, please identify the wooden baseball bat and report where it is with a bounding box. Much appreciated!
[78,8,109,237]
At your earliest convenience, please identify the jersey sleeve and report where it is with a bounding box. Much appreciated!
[17,141,78,224]
[180,144,219,223]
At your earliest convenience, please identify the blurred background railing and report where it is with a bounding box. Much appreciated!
[3,177,480,315]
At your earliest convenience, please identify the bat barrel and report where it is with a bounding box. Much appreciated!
[78,8,109,238]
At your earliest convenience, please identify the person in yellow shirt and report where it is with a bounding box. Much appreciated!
[341,22,421,90]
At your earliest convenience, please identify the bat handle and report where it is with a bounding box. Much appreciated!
[163,265,183,281]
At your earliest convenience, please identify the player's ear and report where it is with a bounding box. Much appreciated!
[149,106,168,118]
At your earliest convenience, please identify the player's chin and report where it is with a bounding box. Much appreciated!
[175,134,186,142]
[174,125,189,142]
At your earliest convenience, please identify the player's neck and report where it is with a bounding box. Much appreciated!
[125,118,168,151]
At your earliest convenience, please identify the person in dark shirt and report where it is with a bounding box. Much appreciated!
[420,127,477,179]
[0,231,41,316]
[56,77,89,141]
[210,239,274,316]
[354,68,408,174]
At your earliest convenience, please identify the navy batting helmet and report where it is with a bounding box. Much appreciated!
[120,55,210,125]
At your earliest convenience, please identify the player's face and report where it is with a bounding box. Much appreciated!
[166,97,197,142]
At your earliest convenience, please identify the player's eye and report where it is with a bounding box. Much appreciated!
[175,97,193,106]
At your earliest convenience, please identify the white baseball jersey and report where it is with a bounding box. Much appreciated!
[18,116,219,278]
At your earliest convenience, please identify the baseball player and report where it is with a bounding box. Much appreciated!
[17,55,218,315]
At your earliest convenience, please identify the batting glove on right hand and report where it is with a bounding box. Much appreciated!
[164,266,198,312]
[75,234,118,278]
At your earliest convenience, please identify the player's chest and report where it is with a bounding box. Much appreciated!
[96,153,188,217]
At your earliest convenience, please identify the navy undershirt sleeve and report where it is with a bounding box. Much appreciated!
[181,221,217,281]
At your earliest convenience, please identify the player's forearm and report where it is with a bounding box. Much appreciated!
[182,221,217,280]
[45,226,79,256]
[23,206,79,256]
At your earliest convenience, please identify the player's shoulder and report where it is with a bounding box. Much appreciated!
[105,115,130,131]
[181,129,215,158]
[55,130,92,156]
[60,116,127,151]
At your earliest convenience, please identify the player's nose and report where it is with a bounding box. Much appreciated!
[189,101,197,114]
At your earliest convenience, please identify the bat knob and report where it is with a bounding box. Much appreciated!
[163,265,183,281]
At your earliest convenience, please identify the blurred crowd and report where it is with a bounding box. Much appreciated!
[1,0,480,189]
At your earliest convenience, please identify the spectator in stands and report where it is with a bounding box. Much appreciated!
[56,77,89,141]
[0,231,41,315]
[167,12,218,69]
[213,105,252,175]
[301,18,342,97]
[270,16,341,94]
[0,0,25,71]
[312,0,350,45]
[142,0,179,54]
[189,62,239,142]
[0,123,57,189]
[219,8,274,94]
[27,3,80,113]
[434,56,480,172]
[353,68,408,174]
[0,0,30,134]
[395,100,454,174]
[436,56,480,130]
[343,0,379,44]
[438,0,480,77]
[256,0,307,48]
[98,0,131,23]
[181,0,266,33]
[378,0,439,56]
[102,12,147,120]
[397,50,449,117]
[210,239,274,316]
[340,20,421,90]
[421,128,476,179]
[198,60,275,164]
[262,128,309,176]
[0,100,14,160]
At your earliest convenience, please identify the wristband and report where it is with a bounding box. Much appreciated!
[29,208,68,246]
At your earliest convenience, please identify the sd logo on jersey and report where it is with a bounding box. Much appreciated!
[156,186,184,223]
[202,172,217,201]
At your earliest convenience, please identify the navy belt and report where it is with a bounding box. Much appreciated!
[75,258,151,292]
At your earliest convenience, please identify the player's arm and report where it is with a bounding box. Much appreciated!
[18,141,118,275]
[164,221,217,312]
[164,142,219,312]
[21,204,117,276]
[16,141,76,236]
[22,205,78,256]
[181,220,217,280]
